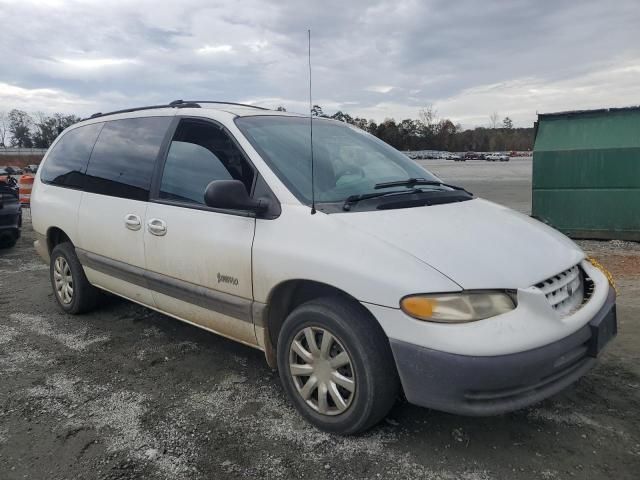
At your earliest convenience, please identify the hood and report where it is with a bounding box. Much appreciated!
[333,198,584,290]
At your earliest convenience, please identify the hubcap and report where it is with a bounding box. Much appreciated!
[288,327,356,416]
[53,256,74,305]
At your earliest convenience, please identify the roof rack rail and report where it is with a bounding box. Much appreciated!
[83,99,269,121]
[84,102,198,121]
[172,100,270,111]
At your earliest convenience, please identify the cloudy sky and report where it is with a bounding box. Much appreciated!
[1,0,638,127]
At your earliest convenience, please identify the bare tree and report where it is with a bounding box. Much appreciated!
[0,111,7,147]
[419,104,438,129]
[489,112,500,129]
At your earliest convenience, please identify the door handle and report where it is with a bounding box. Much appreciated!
[147,218,167,236]
[124,214,141,231]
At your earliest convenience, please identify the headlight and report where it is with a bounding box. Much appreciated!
[400,291,516,323]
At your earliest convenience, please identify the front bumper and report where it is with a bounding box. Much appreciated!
[390,287,617,416]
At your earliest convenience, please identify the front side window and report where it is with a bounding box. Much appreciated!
[85,116,172,201]
[40,123,103,188]
[158,119,254,205]
[235,116,438,204]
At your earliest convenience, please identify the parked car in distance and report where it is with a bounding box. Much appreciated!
[25,164,39,173]
[0,179,21,248]
[448,153,464,161]
[3,166,24,175]
[463,152,485,160]
[31,101,617,435]
[0,166,19,182]
[486,153,510,162]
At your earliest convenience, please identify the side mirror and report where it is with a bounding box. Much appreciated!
[204,179,267,213]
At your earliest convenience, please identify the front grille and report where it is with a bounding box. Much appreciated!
[535,265,585,316]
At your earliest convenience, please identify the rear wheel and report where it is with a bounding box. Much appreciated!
[0,234,17,249]
[277,297,399,434]
[50,242,101,314]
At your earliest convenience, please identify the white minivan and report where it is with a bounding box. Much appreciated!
[31,101,617,434]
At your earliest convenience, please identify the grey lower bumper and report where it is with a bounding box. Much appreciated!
[390,287,617,416]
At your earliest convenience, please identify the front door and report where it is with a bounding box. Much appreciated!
[143,118,257,346]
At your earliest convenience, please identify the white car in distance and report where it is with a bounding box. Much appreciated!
[486,153,510,161]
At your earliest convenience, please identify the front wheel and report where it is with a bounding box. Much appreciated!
[277,297,399,435]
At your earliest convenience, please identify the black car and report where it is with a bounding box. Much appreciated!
[4,166,23,175]
[0,180,21,248]
[463,152,485,160]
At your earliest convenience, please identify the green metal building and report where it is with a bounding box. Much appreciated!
[532,106,640,241]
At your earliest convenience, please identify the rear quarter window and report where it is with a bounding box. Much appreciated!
[84,116,172,201]
[40,123,103,188]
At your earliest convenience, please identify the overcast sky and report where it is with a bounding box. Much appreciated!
[1,0,638,128]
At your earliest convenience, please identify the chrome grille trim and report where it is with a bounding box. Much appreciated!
[535,265,585,316]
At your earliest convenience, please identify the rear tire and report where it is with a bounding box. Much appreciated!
[0,235,17,249]
[277,296,399,435]
[50,242,101,314]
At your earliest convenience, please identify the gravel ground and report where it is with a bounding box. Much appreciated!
[1,160,639,480]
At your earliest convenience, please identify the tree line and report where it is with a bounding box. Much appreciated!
[0,110,81,148]
[308,105,533,152]
[1,105,534,152]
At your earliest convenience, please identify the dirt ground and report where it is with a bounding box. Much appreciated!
[1,160,639,479]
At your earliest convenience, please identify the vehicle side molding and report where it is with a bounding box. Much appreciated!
[76,248,255,322]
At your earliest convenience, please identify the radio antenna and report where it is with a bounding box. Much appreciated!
[308,29,316,215]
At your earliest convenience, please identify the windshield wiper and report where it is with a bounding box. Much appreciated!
[374,177,469,193]
[342,179,473,211]
[342,189,424,211]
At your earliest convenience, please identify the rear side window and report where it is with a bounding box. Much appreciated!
[40,123,103,188]
[158,119,254,205]
[85,117,172,201]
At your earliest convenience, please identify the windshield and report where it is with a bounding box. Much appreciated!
[235,116,439,204]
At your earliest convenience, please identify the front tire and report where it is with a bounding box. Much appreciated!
[50,242,101,314]
[277,297,399,435]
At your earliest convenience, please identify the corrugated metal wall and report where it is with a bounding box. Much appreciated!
[532,108,640,241]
